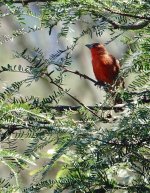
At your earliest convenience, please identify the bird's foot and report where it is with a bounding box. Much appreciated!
[95,80,106,87]
[95,81,111,92]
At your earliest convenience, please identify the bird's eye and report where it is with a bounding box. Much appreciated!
[93,43,99,48]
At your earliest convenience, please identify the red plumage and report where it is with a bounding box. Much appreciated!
[86,43,120,84]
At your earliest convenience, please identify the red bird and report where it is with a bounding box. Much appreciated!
[86,43,120,85]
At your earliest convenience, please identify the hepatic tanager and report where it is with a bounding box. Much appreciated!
[86,43,120,85]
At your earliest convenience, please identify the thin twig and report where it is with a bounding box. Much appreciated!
[45,105,124,111]
[46,74,103,119]
[62,68,110,93]
[11,0,54,4]
[0,125,24,141]
[130,90,150,95]
[63,68,97,85]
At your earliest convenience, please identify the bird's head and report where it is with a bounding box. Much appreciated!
[85,43,107,55]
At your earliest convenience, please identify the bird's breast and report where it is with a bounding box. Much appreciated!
[91,55,118,84]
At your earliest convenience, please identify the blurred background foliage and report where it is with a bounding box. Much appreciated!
[0,0,149,193]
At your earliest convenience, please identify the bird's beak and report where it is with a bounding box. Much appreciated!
[85,44,93,49]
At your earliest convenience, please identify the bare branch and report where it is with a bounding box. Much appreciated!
[46,105,124,111]
[63,68,97,85]
[102,5,150,20]
[11,0,55,4]
[102,16,150,30]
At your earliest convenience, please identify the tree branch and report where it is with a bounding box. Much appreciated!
[63,68,97,85]
[102,16,150,30]
[130,90,150,96]
[62,68,150,98]
[45,74,103,119]
[0,125,25,141]
[37,92,150,112]
[12,0,54,4]
[62,67,110,93]
[9,1,150,30]
[101,4,150,20]
[46,105,124,111]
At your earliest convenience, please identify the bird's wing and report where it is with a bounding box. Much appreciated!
[109,54,120,76]
[109,54,124,87]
